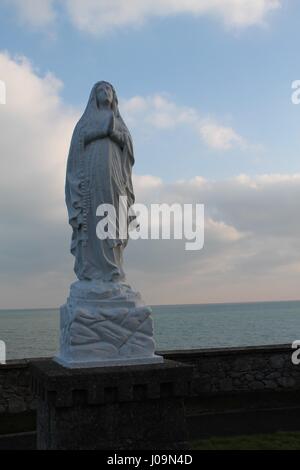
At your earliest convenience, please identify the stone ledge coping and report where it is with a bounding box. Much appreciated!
[0,344,293,370]
[160,344,293,359]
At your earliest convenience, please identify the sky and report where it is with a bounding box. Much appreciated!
[0,0,300,308]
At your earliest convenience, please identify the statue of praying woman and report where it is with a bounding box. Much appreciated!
[58,81,161,367]
[66,81,135,282]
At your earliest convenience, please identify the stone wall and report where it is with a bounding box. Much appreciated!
[0,360,36,415]
[1,344,300,438]
[162,344,300,395]
[163,345,300,438]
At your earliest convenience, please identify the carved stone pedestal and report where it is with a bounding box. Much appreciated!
[56,280,163,368]
[31,359,192,450]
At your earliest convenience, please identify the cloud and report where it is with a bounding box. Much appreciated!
[4,0,281,33]
[65,0,281,33]
[126,173,300,305]
[5,0,56,27]
[0,52,298,308]
[0,51,78,307]
[122,94,198,129]
[199,120,245,150]
[133,174,163,192]
[122,94,246,150]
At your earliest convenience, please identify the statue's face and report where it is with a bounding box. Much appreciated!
[97,83,113,108]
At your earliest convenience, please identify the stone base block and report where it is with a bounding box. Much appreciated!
[57,280,160,368]
[31,359,192,450]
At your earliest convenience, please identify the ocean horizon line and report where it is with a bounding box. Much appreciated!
[1,298,300,313]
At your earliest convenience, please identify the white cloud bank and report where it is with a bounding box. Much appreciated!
[4,0,281,33]
[0,52,298,308]
[128,173,300,305]
[0,52,78,307]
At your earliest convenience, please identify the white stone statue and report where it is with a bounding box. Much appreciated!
[56,81,162,368]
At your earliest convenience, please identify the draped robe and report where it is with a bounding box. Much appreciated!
[65,83,135,282]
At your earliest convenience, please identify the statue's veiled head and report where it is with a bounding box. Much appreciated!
[80,81,126,131]
[85,81,119,116]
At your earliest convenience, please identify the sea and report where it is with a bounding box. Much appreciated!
[0,300,300,360]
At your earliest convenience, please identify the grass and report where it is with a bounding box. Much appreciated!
[191,432,300,450]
